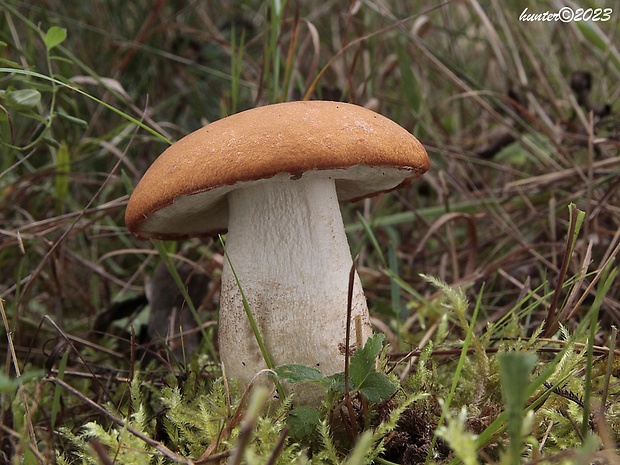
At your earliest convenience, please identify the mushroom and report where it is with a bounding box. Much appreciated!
[125,101,429,403]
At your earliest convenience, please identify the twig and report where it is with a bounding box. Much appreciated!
[90,438,115,465]
[343,258,359,437]
[387,338,619,360]
[226,387,270,465]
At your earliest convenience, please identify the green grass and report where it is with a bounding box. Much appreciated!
[1,0,619,463]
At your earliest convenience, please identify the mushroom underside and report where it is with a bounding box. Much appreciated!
[133,165,418,239]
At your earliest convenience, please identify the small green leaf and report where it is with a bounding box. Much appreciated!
[361,332,385,359]
[323,372,345,393]
[3,89,41,111]
[274,364,324,383]
[44,26,67,51]
[358,371,397,402]
[349,333,385,388]
[287,406,321,440]
[499,351,537,409]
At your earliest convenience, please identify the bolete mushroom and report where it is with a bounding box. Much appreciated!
[125,101,429,402]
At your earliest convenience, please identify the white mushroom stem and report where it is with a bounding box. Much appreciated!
[219,176,372,400]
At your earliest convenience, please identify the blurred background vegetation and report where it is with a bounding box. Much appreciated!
[1,0,619,463]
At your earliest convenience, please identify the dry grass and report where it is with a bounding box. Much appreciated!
[1,0,619,463]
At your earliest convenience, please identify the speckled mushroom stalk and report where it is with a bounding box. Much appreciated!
[220,176,371,397]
